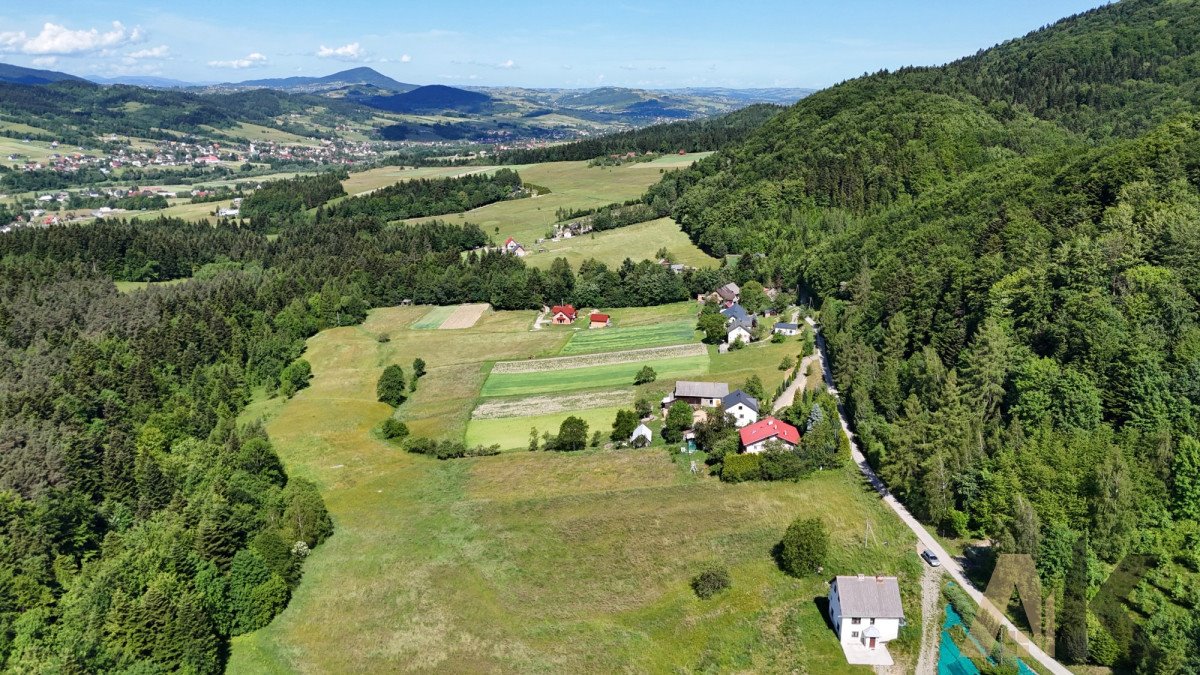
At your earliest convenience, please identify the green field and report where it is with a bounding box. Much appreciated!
[480,352,710,398]
[229,302,922,673]
[410,305,458,329]
[527,217,718,271]
[559,318,697,354]
[465,405,625,450]
[406,155,711,249]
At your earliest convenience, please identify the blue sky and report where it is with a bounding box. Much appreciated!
[1,1,1108,88]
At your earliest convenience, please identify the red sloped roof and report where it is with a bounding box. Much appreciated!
[551,304,576,318]
[739,417,800,447]
[504,237,516,245]
[589,313,610,322]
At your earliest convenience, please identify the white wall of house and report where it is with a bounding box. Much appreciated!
[726,402,758,428]
[743,437,795,454]
[728,326,752,344]
[829,585,902,647]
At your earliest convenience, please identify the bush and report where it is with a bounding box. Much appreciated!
[278,358,312,398]
[721,453,763,482]
[634,365,657,385]
[779,517,828,576]
[412,357,426,378]
[779,356,794,370]
[760,449,809,481]
[403,436,501,459]
[635,397,653,419]
[663,401,693,443]
[380,418,409,440]
[376,332,390,343]
[691,564,732,599]
[772,332,787,344]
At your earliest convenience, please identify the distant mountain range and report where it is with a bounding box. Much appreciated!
[0,61,815,143]
[0,62,87,85]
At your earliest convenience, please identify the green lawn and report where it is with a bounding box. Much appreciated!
[113,277,189,293]
[465,405,625,450]
[559,319,697,354]
[410,305,457,329]
[526,217,719,271]
[480,353,710,398]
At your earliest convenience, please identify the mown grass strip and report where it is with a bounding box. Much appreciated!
[481,353,709,398]
[559,320,697,355]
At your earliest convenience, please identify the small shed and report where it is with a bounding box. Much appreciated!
[630,423,652,447]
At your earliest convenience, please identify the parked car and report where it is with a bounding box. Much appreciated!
[921,549,941,567]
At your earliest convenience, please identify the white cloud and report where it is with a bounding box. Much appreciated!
[30,56,58,67]
[317,42,365,61]
[208,52,267,69]
[127,45,169,59]
[0,21,143,56]
[497,58,516,69]
[400,53,411,63]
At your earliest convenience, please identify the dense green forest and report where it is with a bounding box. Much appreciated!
[492,103,782,164]
[648,0,1200,671]
[240,171,348,228]
[325,168,525,221]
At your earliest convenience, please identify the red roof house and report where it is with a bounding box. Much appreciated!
[589,313,611,328]
[739,417,800,454]
[550,304,577,324]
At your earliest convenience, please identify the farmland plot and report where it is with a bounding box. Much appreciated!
[559,319,697,354]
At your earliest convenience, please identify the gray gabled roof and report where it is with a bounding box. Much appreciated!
[674,381,730,399]
[774,322,799,330]
[721,303,752,325]
[833,575,904,619]
[721,389,759,413]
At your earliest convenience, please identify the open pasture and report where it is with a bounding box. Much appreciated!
[526,217,718,271]
[465,405,625,450]
[559,318,696,354]
[409,304,458,329]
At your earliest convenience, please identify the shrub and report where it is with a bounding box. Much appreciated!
[412,357,426,378]
[376,332,390,343]
[779,355,795,370]
[721,453,762,482]
[635,397,653,419]
[380,419,409,440]
[771,332,786,344]
[663,401,693,443]
[779,517,828,576]
[634,365,657,384]
[403,436,501,459]
[278,358,312,398]
[691,564,732,599]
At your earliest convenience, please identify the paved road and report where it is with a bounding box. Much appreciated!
[804,317,1071,675]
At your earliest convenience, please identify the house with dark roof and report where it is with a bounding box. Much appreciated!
[715,282,740,305]
[738,416,800,453]
[720,303,753,327]
[665,381,729,408]
[773,321,801,336]
[721,390,759,428]
[502,237,527,257]
[828,575,904,660]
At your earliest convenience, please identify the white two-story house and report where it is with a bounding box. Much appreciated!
[829,574,904,652]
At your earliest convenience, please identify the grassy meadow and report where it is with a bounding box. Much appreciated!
[525,217,718,271]
[558,318,696,354]
[479,352,710,398]
[229,302,923,673]
[405,155,711,249]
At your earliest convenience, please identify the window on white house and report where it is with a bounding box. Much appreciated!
[851,631,859,638]
[851,618,861,625]
[869,618,876,625]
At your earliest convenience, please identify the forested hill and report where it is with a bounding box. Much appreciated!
[650,0,1200,670]
[493,104,783,164]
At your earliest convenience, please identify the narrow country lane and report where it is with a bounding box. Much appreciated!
[804,317,1072,675]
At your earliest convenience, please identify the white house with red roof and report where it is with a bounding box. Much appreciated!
[550,304,577,324]
[502,237,527,257]
[739,416,800,453]
[589,312,611,329]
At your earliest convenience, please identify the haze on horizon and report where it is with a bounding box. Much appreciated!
[1,0,1107,89]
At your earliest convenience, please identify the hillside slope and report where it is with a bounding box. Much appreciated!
[652,1,1200,670]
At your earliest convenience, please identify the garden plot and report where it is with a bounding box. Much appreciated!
[491,343,706,374]
[481,350,709,398]
[438,303,490,329]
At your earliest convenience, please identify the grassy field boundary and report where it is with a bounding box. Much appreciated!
[492,342,706,374]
